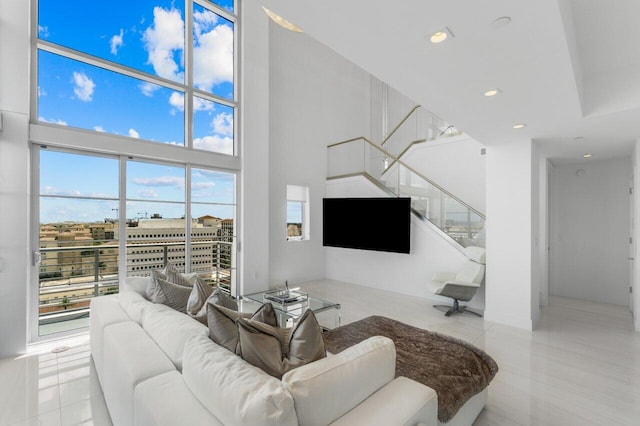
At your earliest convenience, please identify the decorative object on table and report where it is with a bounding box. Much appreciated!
[263,282,309,310]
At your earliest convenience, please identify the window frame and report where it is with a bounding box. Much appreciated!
[28,0,242,342]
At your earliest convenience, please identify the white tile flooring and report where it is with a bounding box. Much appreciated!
[1,279,639,425]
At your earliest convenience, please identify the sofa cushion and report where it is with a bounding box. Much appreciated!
[182,334,297,426]
[134,370,223,426]
[89,295,131,380]
[102,321,176,426]
[282,336,396,425]
[142,302,208,370]
[117,290,149,324]
[120,275,150,297]
[206,300,278,354]
[238,309,326,378]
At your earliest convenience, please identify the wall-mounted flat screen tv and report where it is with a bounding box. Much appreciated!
[323,197,411,254]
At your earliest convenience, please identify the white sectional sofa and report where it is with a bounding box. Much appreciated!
[90,277,440,426]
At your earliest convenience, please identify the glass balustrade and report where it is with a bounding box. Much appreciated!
[382,106,461,158]
[327,137,484,248]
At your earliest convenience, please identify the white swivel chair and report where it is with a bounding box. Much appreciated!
[427,246,485,317]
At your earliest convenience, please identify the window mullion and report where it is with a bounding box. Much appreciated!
[185,0,194,150]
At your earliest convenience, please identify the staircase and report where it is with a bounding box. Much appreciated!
[327,107,484,249]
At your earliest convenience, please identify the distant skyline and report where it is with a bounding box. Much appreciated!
[40,149,235,224]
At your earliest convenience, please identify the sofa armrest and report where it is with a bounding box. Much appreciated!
[282,336,396,425]
[330,376,438,426]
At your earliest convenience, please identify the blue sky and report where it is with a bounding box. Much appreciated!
[37,1,237,224]
[40,144,236,224]
[38,0,234,152]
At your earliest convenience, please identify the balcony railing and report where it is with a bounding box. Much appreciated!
[38,240,233,331]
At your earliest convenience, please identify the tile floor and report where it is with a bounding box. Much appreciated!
[1,279,639,425]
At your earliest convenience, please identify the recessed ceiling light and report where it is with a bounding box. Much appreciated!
[583,153,593,158]
[428,27,454,44]
[513,123,526,129]
[484,89,501,97]
[491,16,512,29]
[262,7,303,32]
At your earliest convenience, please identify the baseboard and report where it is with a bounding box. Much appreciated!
[483,310,535,331]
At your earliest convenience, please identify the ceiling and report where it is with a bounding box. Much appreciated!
[258,0,640,165]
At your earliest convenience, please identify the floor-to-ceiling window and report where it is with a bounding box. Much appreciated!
[32,0,239,338]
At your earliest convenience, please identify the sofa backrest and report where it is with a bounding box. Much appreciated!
[281,336,396,425]
[182,334,298,426]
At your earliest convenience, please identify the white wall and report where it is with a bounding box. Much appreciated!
[538,158,553,307]
[484,140,540,330]
[0,0,30,357]
[325,176,484,309]
[401,135,486,214]
[550,157,631,306]
[267,24,371,286]
[239,2,271,295]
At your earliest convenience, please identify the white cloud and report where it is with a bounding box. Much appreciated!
[38,86,46,97]
[110,29,124,55]
[169,92,184,111]
[72,71,95,102]
[94,125,105,132]
[193,24,234,91]
[193,9,219,39]
[133,176,185,188]
[138,189,159,198]
[168,92,213,113]
[41,186,81,197]
[128,128,140,139]
[139,82,159,97]
[192,182,216,190]
[193,135,233,155]
[212,112,233,136]
[38,116,68,126]
[194,97,214,111]
[38,25,49,38]
[142,7,184,82]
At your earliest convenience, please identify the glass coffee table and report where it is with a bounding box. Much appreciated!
[240,289,341,329]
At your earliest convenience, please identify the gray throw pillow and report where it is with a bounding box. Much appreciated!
[146,264,196,303]
[207,302,278,354]
[237,309,326,379]
[186,276,214,316]
[155,276,193,313]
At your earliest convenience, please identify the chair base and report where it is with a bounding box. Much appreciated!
[433,300,482,317]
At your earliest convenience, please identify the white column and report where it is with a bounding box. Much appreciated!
[0,0,30,356]
[239,2,270,295]
[634,141,640,331]
[484,139,541,330]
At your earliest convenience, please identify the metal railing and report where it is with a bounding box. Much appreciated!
[327,137,485,248]
[38,239,234,327]
[381,105,462,160]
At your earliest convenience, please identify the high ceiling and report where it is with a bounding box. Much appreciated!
[258,0,640,165]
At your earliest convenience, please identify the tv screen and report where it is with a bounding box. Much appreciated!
[323,197,411,254]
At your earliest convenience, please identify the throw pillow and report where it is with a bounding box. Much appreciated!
[237,309,326,379]
[146,263,196,303]
[207,302,278,354]
[186,276,215,316]
[155,276,193,313]
[189,285,236,325]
